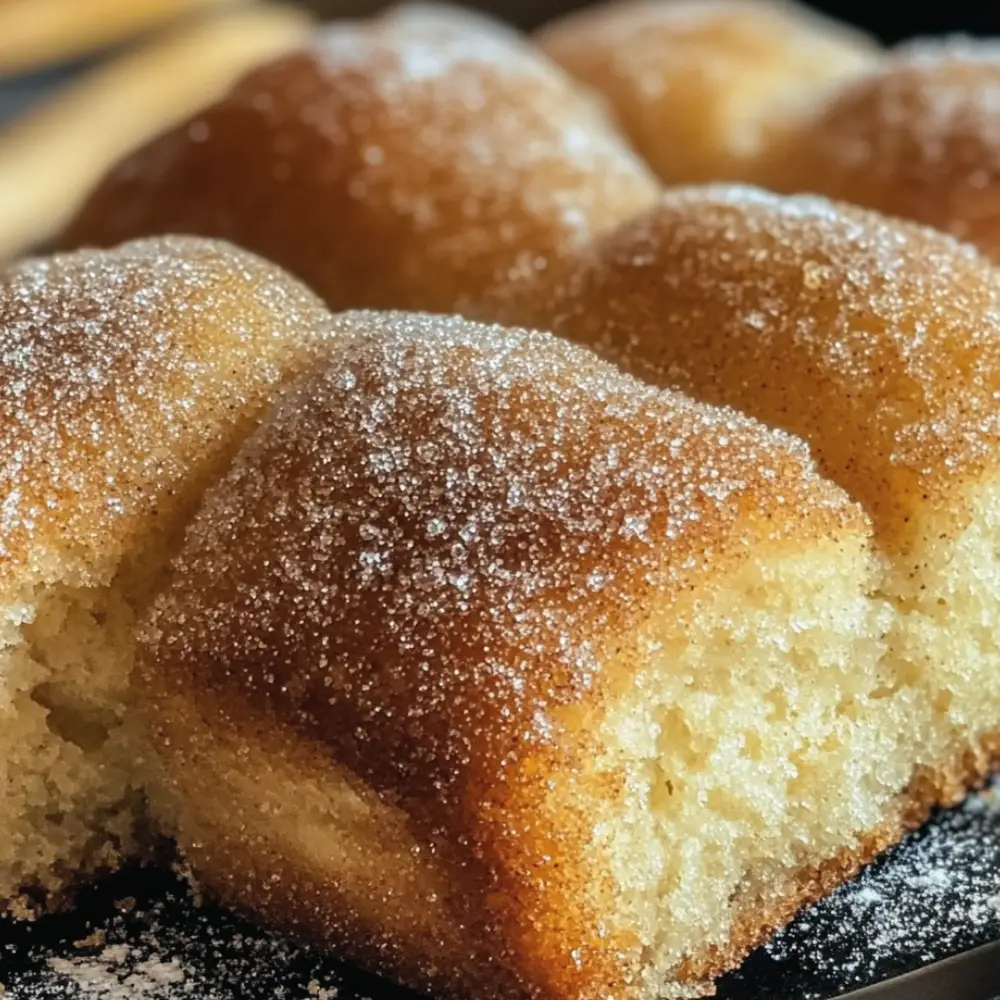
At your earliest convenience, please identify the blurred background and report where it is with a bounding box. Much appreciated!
[310,1,1000,35]
[2,0,1000,264]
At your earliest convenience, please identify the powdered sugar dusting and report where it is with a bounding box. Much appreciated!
[46,946,186,999]
[747,780,1000,997]
[0,864,353,1000]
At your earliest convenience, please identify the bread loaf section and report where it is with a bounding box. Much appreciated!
[135,311,931,1000]
[537,0,879,185]
[765,39,1000,263]
[491,186,1000,821]
[60,4,659,314]
[0,236,337,915]
[11,7,1000,997]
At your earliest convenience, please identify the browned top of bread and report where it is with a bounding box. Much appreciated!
[537,0,878,184]
[493,185,1000,551]
[769,38,1000,262]
[61,5,659,315]
[0,235,335,595]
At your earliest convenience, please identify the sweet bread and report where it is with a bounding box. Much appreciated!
[766,38,1000,262]
[61,4,659,314]
[13,8,1000,999]
[0,235,336,916]
[136,310,935,1000]
[492,184,1000,796]
[0,3,310,262]
[536,0,879,185]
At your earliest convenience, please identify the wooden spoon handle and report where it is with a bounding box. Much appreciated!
[0,3,311,262]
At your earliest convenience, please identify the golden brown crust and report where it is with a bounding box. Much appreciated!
[60,5,659,315]
[0,235,336,597]
[492,185,1000,553]
[139,311,865,1000]
[768,40,1000,262]
[536,0,878,185]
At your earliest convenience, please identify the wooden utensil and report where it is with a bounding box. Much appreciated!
[0,3,310,262]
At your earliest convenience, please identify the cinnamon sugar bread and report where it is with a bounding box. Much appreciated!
[767,38,1000,262]
[60,3,659,314]
[536,0,879,185]
[9,5,1000,998]
[493,185,1000,795]
[0,236,336,915]
[135,311,931,1000]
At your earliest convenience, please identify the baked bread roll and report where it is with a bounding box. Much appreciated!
[0,236,336,916]
[137,311,943,1000]
[536,0,879,185]
[61,4,659,314]
[493,185,1000,793]
[766,39,1000,262]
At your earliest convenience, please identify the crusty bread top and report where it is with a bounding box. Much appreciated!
[141,311,864,833]
[537,0,878,184]
[0,235,335,595]
[61,5,659,315]
[496,185,1000,551]
[769,38,1000,262]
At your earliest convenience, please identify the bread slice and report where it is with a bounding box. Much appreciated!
[0,236,337,915]
[136,311,919,1000]
[491,184,1000,817]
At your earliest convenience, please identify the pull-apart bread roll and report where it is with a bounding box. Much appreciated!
[767,39,1000,263]
[0,236,336,915]
[496,185,1000,789]
[61,4,659,315]
[139,312,933,1000]
[536,0,879,185]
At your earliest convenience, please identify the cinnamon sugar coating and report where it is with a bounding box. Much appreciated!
[769,39,1000,262]
[0,235,338,594]
[61,5,659,315]
[139,311,867,1000]
[494,185,1000,551]
[537,0,878,185]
